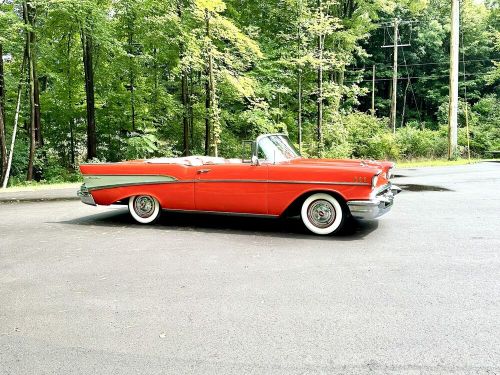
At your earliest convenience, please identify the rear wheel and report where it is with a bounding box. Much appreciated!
[301,193,345,235]
[128,195,161,224]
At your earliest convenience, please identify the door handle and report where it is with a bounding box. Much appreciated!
[197,169,211,174]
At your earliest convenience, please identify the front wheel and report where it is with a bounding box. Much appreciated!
[301,193,345,235]
[128,195,161,224]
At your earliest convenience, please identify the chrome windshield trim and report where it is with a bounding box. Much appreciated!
[254,133,302,162]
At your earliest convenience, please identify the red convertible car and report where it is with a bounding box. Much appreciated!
[78,134,400,235]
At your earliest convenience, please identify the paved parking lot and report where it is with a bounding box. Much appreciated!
[0,162,499,374]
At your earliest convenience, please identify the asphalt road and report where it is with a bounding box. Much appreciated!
[1,162,499,374]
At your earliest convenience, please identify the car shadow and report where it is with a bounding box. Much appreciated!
[57,207,379,241]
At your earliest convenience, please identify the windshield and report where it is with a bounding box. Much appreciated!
[257,134,301,163]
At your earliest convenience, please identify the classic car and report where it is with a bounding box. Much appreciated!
[78,133,401,235]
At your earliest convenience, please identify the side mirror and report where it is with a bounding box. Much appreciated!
[251,155,260,166]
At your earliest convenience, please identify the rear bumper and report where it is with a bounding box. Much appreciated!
[77,184,96,206]
[347,184,401,220]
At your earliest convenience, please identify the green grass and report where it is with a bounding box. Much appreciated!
[396,158,487,168]
[1,181,81,192]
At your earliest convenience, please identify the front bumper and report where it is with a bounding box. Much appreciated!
[77,184,96,206]
[347,184,401,220]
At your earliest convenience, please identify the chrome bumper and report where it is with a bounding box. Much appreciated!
[347,184,401,220]
[77,184,96,206]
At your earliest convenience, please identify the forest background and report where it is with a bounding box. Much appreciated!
[0,0,498,185]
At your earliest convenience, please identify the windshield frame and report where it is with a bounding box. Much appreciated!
[255,134,302,163]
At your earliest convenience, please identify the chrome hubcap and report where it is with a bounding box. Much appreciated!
[307,199,335,228]
[134,196,156,218]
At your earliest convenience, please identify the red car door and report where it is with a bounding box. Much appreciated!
[194,163,269,214]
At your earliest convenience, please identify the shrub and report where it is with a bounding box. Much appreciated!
[395,126,447,159]
[323,114,352,159]
[337,112,399,159]
[468,95,500,156]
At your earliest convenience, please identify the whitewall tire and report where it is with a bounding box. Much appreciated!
[301,193,344,235]
[128,195,161,224]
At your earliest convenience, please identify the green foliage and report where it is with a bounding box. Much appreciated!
[467,95,500,155]
[342,112,398,159]
[395,125,448,159]
[0,0,499,186]
[322,113,352,159]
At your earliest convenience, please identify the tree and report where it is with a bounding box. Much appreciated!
[0,47,6,182]
[194,0,262,156]
[23,0,39,181]
[81,14,97,160]
[0,0,498,184]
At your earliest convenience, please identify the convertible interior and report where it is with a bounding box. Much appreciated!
[145,156,244,166]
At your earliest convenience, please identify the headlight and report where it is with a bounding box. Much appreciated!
[387,167,394,179]
[372,172,381,188]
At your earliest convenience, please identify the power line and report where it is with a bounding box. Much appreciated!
[344,71,492,83]
[346,58,500,71]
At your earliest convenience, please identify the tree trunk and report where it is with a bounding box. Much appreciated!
[178,2,190,156]
[205,74,210,156]
[81,28,97,160]
[0,43,7,182]
[189,71,194,149]
[0,43,5,120]
[203,9,218,157]
[1,51,27,189]
[208,50,217,157]
[127,16,136,132]
[181,70,189,155]
[130,73,136,131]
[298,67,302,153]
[32,32,42,146]
[317,41,324,156]
[23,1,36,181]
[153,47,158,101]
[67,34,75,168]
[24,2,42,146]
[296,0,303,154]
[316,0,324,157]
[0,101,6,183]
[204,10,211,156]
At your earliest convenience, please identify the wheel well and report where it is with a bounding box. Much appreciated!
[281,190,348,218]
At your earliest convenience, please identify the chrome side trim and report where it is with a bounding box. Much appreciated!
[195,179,370,186]
[83,174,178,191]
[164,208,280,218]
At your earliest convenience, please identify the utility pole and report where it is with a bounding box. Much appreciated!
[448,0,459,159]
[382,18,411,133]
[390,18,398,133]
[371,65,375,115]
